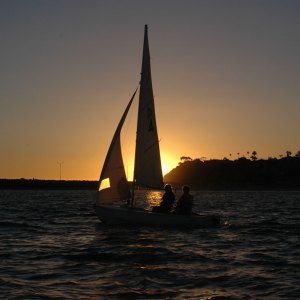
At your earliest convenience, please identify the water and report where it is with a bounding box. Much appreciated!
[1,190,299,299]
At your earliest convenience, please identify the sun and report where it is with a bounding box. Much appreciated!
[161,152,178,176]
[162,161,172,176]
[124,153,178,180]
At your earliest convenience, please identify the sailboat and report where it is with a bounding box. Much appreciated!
[95,25,220,228]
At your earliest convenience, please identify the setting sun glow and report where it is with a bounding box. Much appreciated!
[124,152,178,182]
[161,152,178,176]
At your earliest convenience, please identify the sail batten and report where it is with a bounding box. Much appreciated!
[134,24,164,189]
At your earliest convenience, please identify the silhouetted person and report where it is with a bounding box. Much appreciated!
[174,185,193,215]
[152,184,175,213]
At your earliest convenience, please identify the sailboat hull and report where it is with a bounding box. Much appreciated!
[95,204,220,228]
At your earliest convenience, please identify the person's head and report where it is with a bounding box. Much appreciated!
[182,185,190,194]
[164,184,172,192]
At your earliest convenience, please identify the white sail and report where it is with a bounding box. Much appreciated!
[134,25,164,189]
[97,89,137,204]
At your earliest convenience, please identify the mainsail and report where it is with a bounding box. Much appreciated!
[97,89,137,204]
[133,25,164,189]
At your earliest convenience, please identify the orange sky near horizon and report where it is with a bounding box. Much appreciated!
[1,1,300,181]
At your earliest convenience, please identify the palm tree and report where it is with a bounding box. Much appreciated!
[250,151,257,161]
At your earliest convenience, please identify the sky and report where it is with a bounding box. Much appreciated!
[1,0,300,180]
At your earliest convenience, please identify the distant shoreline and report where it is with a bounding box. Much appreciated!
[164,157,300,191]
[0,178,299,191]
[0,179,98,190]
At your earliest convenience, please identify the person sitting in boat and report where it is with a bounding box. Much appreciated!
[174,185,193,215]
[152,184,175,213]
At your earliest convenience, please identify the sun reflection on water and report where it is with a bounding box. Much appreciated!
[134,190,164,209]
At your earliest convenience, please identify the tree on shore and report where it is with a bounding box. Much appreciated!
[251,151,257,161]
[180,156,192,162]
[286,151,292,157]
